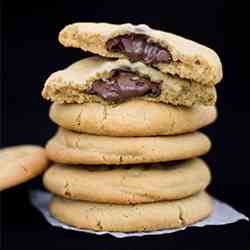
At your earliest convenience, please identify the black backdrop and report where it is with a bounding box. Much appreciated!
[1,1,250,249]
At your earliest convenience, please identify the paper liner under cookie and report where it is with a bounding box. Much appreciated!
[30,190,248,238]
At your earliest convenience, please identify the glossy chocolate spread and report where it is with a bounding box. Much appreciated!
[86,69,161,102]
[106,34,172,65]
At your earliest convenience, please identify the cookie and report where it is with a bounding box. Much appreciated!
[43,158,211,204]
[59,22,223,86]
[50,101,217,136]
[46,128,211,165]
[49,191,212,232]
[0,145,49,191]
[42,57,217,107]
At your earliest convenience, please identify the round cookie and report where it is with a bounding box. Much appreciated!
[0,145,49,191]
[46,128,211,165]
[43,158,211,204]
[49,101,217,136]
[49,191,213,232]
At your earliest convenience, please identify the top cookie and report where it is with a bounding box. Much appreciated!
[59,22,223,86]
[0,145,49,191]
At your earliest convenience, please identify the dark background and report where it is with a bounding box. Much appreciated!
[1,1,250,249]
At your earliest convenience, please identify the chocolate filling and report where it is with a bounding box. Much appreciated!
[86,69,161,102]
[106,34,172,65]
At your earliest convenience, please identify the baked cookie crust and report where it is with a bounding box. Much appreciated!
[59,22,223,86]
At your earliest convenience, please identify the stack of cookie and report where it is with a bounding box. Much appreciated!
[41,23,223,232]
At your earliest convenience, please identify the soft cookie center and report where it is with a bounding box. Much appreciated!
[106,34,172,65]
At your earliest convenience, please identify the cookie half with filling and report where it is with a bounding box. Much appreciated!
[42,57,216,107]
[59,22,223,86]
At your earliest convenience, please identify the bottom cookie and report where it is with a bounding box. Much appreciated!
[49,191,212,232]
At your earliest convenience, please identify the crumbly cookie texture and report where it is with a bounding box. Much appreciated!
[59,22,223,86]
[43,158,211,204]
[45,128,211,165]
[50,101,217,136]
[42,57,217,107]
[49,191,213,232]
[0,145,49,191]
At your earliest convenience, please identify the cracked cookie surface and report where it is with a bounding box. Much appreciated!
[50,101,217,136]
[49,191,213,232]
[43,158,211,204]
[45,128,211,165]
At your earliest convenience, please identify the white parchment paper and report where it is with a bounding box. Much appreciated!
[30,190,248,238]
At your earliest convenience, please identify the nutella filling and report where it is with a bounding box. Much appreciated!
[106,34,172,65]
[86,69,161,102]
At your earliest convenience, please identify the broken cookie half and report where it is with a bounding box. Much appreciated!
[59,22,223,86]
[42,56,216,107]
